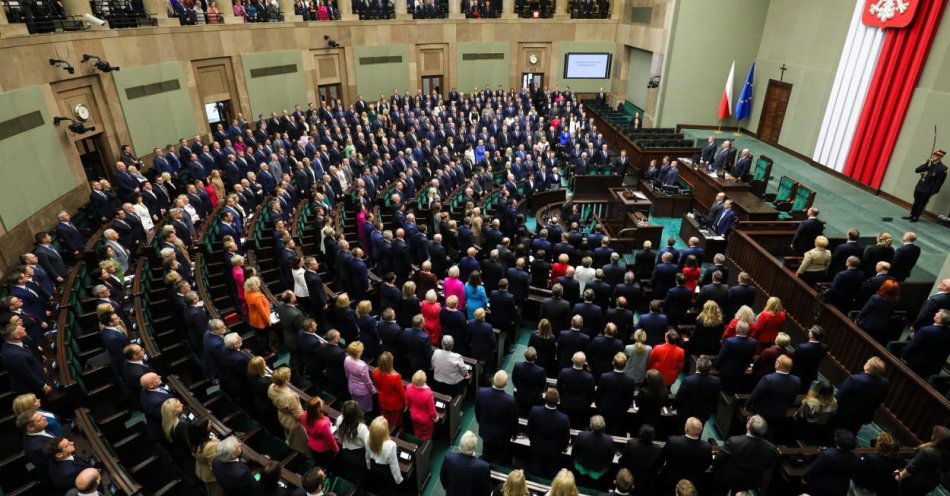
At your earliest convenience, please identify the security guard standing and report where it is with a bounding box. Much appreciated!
[904,150,946,222]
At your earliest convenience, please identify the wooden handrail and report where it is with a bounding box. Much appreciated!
[74,408,143,496]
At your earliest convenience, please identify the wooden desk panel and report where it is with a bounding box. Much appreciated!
[638,180,692,218]
[729,191,780,221]
[677,164,749,214]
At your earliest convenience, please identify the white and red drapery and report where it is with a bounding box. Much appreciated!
[812,0,946,189]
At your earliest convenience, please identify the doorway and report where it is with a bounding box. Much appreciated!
[522,72,543,90]
[757,80,792,144]
[76,136,108,181]
[318,83,344,105]
[421,75,444,97]
[204,100,233,131]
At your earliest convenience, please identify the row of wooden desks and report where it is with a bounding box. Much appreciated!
[677,159,779,220]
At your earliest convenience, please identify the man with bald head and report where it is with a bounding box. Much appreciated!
[661,417,712,492]
[474,370,518,465]
[139,372,171,440]
[558,351,595,428]
[912,278,950,330]
[748,355,800,440]
[66,467,102,496]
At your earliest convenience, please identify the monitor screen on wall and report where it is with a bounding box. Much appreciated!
[563,53,612,79]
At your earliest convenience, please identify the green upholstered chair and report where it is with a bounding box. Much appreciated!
[750,155,773,198]
[765,175,798,206]
[777,184,816,220]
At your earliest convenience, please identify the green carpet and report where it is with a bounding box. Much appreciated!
[681,128,949,281]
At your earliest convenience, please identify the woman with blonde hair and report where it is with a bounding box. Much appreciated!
[797,235,832,285]
[344,341,376,413]
[355,299,380,359]
[575,256,596,292]
[333,292,359,343]
[499,469,529,496]
[529,318,557,376]
[373,351,406,428]
[231,254,247,315]
[753,297,787,354]
[623,329,652,384]
[722,305,757,340]
[12,393,64,436]
[160,398,189,447]
[420,289,443,345]
[405,370,438,440]
[862,232,895,277]
[246,356,277,429]
[443,266,466,311]
[267,366,309,453]
[471,208,484,245]
[244,276,273,349]
[366,416,404,492]
[398,281,422,329]
[548,468,579,496]
[795,378,838,445]
[209,169,225,202]
[691,300,725,355]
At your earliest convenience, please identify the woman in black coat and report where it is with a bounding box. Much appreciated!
[896,426,950,496]
[397,281,422,329]
[855,279,900,344]
[618,424,662,496]
[332,293,360,343]
[528,319,558,377]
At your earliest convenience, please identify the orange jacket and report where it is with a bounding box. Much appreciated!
[246,290,270,329]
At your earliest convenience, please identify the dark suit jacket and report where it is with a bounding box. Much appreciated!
[474,387,518,444]
[638,312,669,346]
[828,241,862,276]
[399,327,433,372]
[714,336,757,379]
[674,373,721,422]
[804,447,859,496]
[890,243,921,281]
[36,244,67,279]
[121,360,152,398]
[212,458,263,496]
[202,332,225,381]
[712,434,777,491]
[835,373,889,426]
[184,305,209,351]
[506,267,530,302]
[55,222,84,254]
[512,361,547,411]
[48,456,93,492]
[557,366,595,413]
[1,341,47,394]
[556,329,590,370]
[749,372,800,420]
[663,286,693,325]
[827,268,864,310]
[651,262,678,297]
[219,348,251,398]
[913,291,950,330]
[572,302,603,338]
[467,319,496,363]
[662,435,712,487]
[727,284,757,316]
[902,324,950,378]
[791,341,827,392]
[140,387,172,438]
[596,370,635,418]
[697,282,729,310]
[527,406,570,455]
[440,453,492,496]
[792,218,825,255]
[488,290,516,330]
[540,297,571,336]
[573,431,616,473]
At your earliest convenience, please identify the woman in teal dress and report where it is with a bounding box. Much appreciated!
[464,271,488,319]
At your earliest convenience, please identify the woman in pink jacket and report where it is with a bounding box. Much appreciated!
[405,370,438,440]
[443,265,466,311]
[344,342,376,413]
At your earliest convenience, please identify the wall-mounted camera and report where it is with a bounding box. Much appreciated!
[53,117,97,134]
[324,35,340,48]
[82,54,120,73]
[648,75,660,88]
[49,58,75,74]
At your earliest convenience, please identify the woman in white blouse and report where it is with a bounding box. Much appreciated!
[574,256,596,293]
[366,416,403,492]
[291,256,308,301]
[131,193,154,231]
[335,400,370,483]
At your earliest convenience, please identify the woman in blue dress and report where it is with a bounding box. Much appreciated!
[464,271,488,320]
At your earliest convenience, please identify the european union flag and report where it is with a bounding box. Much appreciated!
[735,63,755,121]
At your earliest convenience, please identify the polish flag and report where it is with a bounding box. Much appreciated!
[718,61,735,120]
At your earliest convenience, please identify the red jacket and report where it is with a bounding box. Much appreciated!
[372,369,406,411]
[646,343,685,386]
[752,311,787,353]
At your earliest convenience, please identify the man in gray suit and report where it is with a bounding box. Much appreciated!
[709,140,736,172]
[104,229,130,274]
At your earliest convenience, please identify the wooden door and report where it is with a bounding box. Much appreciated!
[757,80,792,144]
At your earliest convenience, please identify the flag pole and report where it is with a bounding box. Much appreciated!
[716,119,722,134]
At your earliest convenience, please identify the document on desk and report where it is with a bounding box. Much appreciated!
[633,191,647,200]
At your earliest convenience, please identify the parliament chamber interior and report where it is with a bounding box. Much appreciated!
[1,0,949,494]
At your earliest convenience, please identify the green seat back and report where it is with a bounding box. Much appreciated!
[775,177,796,202]
[791,187,814,211]
[753,159,769,181]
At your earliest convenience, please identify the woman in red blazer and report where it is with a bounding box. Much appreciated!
[372,352,406,429]
[753,297,787,354]
[646,330,685,386]
[550,253,570,287]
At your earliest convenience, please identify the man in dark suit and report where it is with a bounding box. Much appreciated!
[556,315,590,370]
[296,319,324,383]
[34,232,67,282]
[828,228,863,277]
[639,300,669,346]
[901,309,950,379]
[890,232,920,281]
[652,252,678,298]
[139,372,172,440]
[904,150,946,222]
[697,270,729,310]
[912,279,950,330]
[182,292,209,354]
[506,258,530,303]
[712,415,777,495]
[513,347,547,416]
[791,208,825,255]
[748,355,800,439]
[596,352,636,435]
[803,429,859,496]
[572,289,603,339]
[826,256,865,312]
[730,149,753,180]
[211,436,263,496]
[391,230,412,284]
[489,279,516,341]
[401,315,434,375]
[674,356,721,424]
[726,272,757,317]
[303,257,326,326]
[276,291,306,373]
[321,330,348,397]
[714,201,736,237]
[602,252,627,289]
[474,371,519,465]
[661,417,712,492]
[440,431,492,496]
[100,312,131,375]
[291,467,327,496]
[527,388,571,479]
[18,409,55,470]
[541,285,572,337]
[1,320,50,396]
[54,210,84,261]
[663,274,693,326]
[557,268,581,307]
[467,309,497,382]
[714,321,757,394]
[558,351,596,428]
[219,333,251,404]
[428,234,450,278]
[699,136,718,167]
[43,437,94,494]
[791,326,827,393]
[835,356,890,434]
[121,344,152,399]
